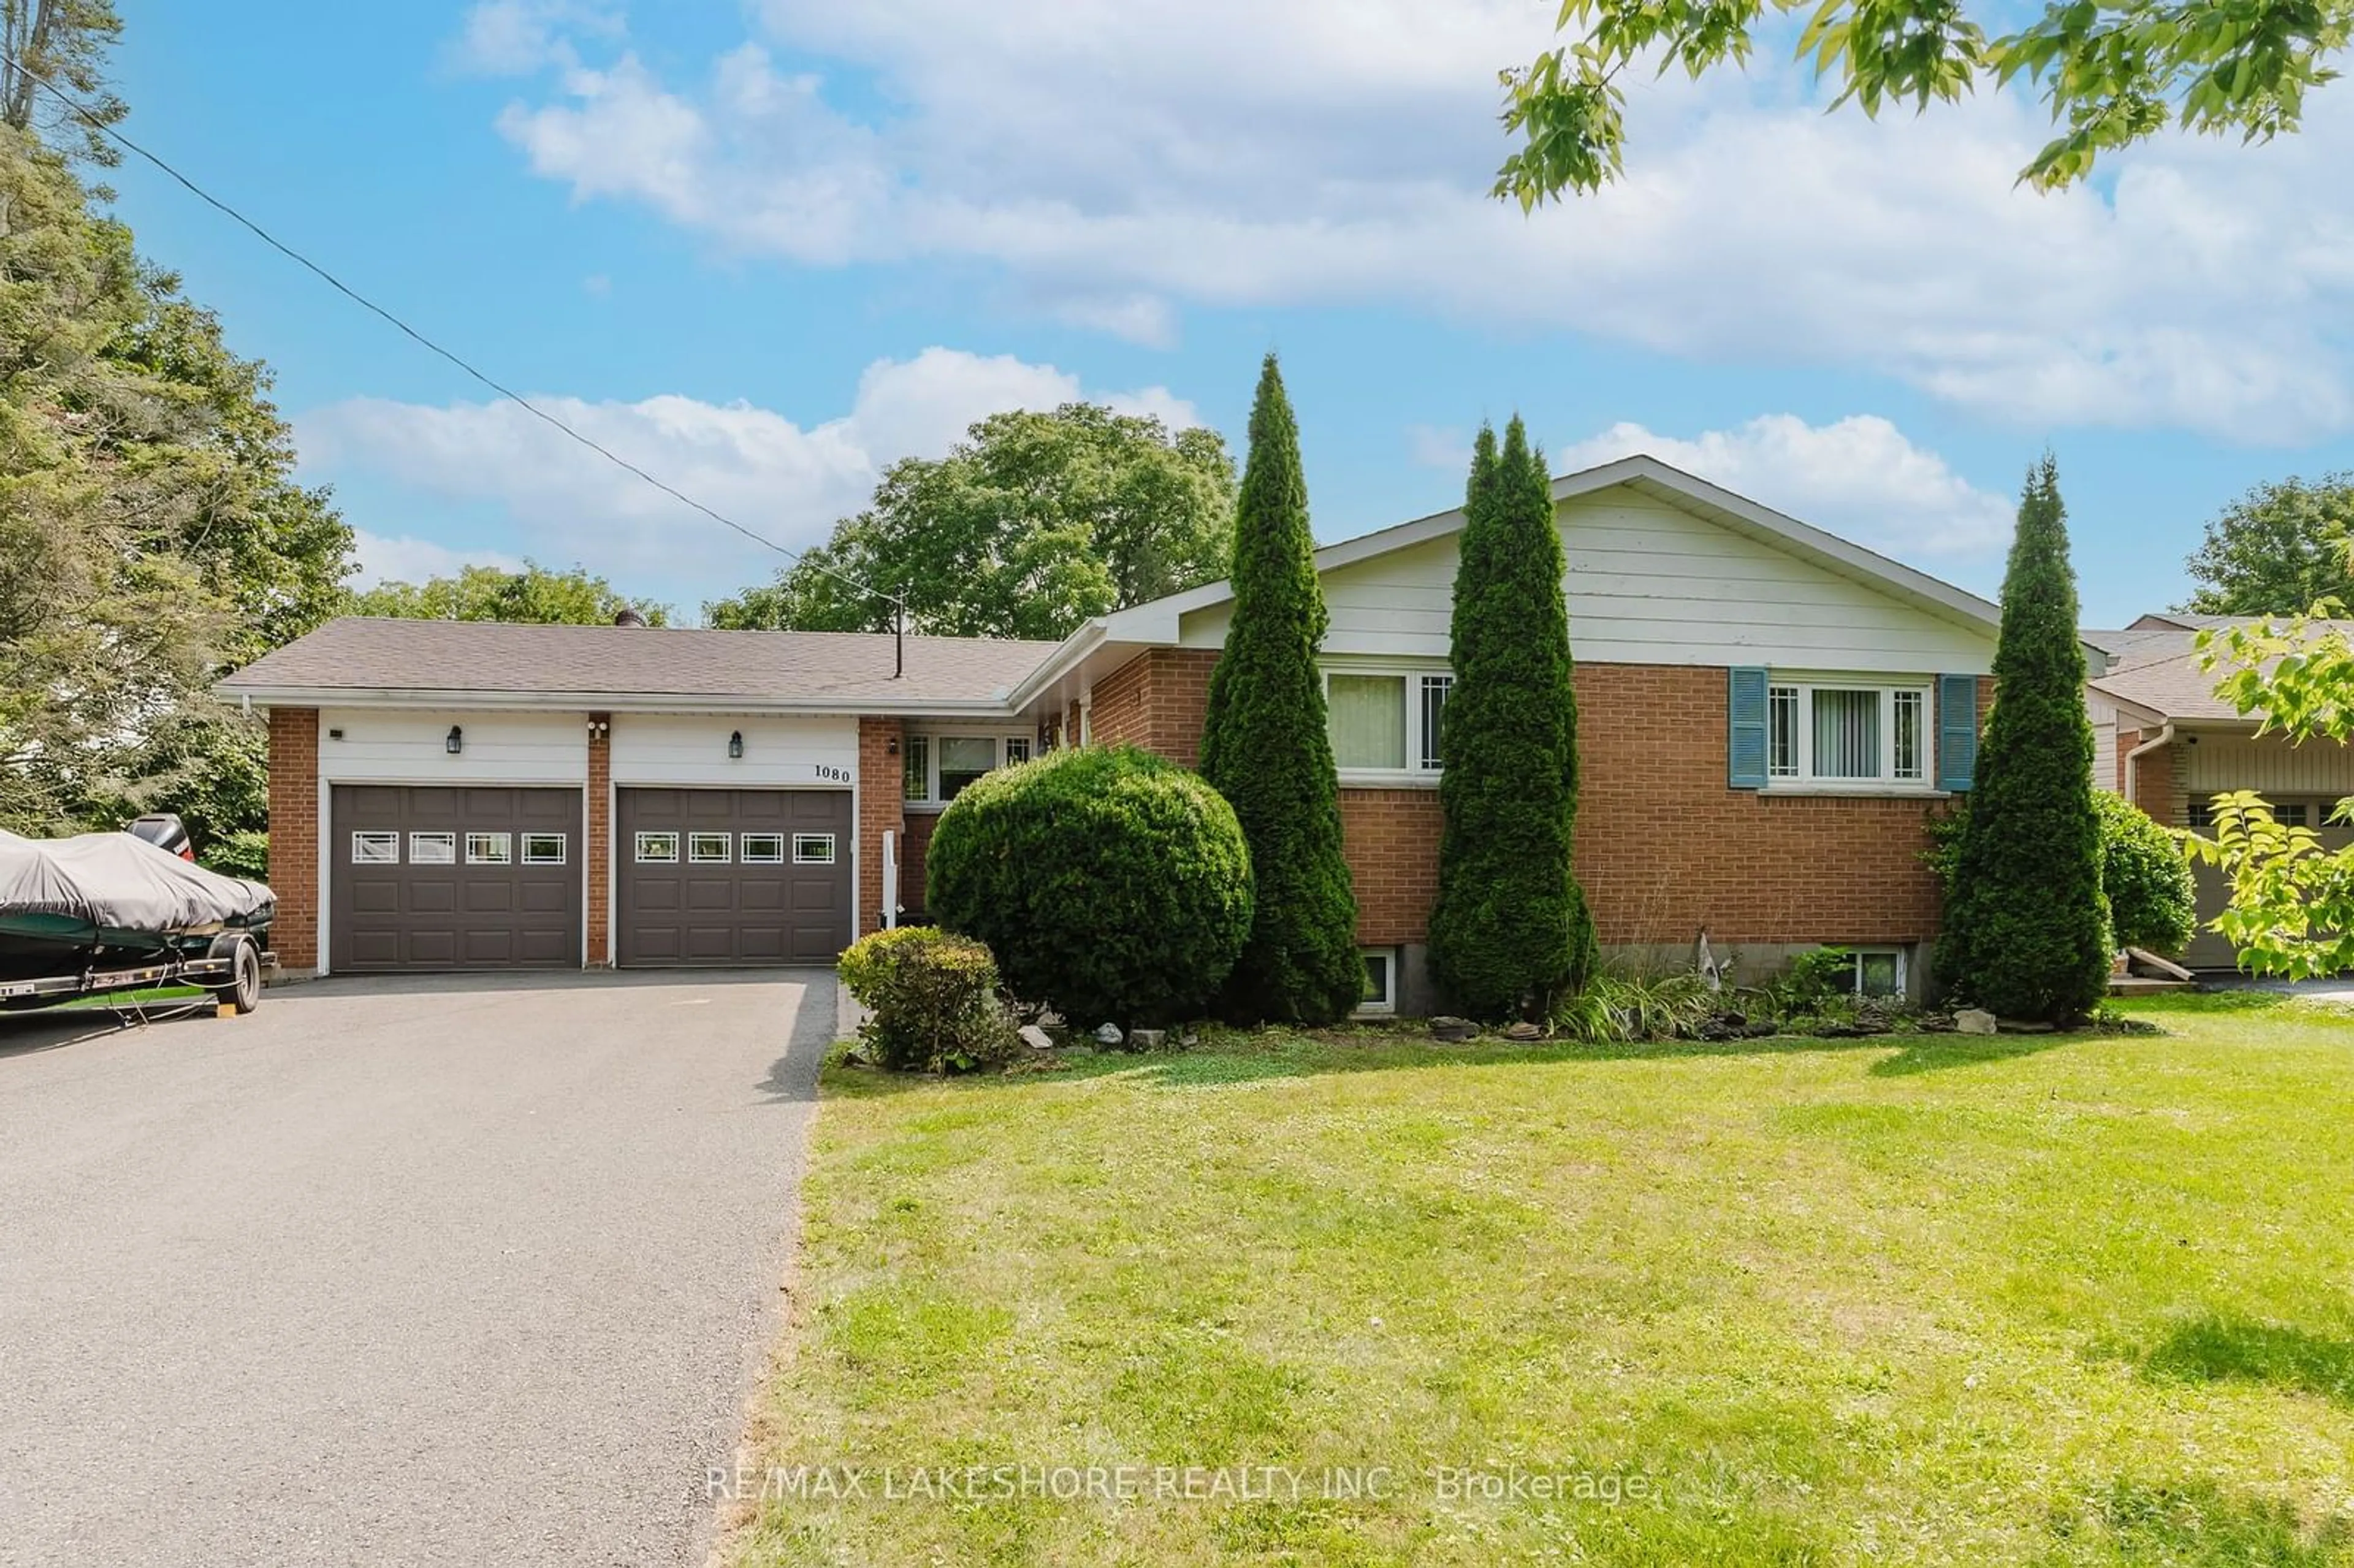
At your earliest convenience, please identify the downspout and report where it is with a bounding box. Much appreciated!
[2123,721,2176,813]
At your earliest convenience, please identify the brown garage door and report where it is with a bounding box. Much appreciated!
[330,785,582,972]
[617,788,853,966]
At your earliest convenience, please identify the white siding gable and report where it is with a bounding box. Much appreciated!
[319,709,586,783]
[609,714,858,786]
[1178,487,1995,675]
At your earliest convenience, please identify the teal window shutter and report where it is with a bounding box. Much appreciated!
[1937,674,1979,791]
[1727,667,1769,789]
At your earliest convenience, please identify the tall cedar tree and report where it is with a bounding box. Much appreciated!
[1937,455,2111,1021]
[1429,419,1598,1019]
[1197,356,1363,1024]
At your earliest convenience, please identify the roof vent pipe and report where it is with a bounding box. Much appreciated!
[613,608,648,628]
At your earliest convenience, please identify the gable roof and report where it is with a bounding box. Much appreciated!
[2086,617,2354,723]
[219,618,1061,713]
[1013,453,2008,708]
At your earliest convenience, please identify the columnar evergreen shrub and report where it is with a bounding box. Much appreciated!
[1429,419,1598,1020]
[1196,355,1363,1024]
[926,745,1253,1027]
[1937,455,2111,1021]
[2093,791,2198,955]
[836,926,1019,1073]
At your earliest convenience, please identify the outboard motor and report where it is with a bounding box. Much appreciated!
[126,813,195,861]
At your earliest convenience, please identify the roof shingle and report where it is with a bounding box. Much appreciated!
[220,618,1061,707]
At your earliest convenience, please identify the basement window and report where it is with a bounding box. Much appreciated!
[1355,948,1400,1017]
[1830,948,1906,998]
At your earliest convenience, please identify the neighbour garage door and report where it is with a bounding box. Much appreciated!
[330,785,582,972]
[617,788,852,966]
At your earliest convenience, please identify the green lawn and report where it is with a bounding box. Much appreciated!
[725,995,2354,1566]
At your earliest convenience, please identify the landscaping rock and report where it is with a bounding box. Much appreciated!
[1503,1021,1544,1041]
[1017,1024,1056,1052]
[1094,1022,1125,1048]
[1130,1028,1167,1051]
[1429,1016,1479,1043]
[1954,1008,1998,1035]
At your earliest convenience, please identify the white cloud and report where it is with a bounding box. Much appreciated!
[446,0,622,75]
[351,530,525,587]
[300,348,1200,606]
[1555,415,2016,557]
[470,2,2354,441]
[1406,423,1472,472]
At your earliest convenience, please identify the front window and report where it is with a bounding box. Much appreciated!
[1767,682,1932,787]
[1324,666,1452,777]
[903,734,1034,809]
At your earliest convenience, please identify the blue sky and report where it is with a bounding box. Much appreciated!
[106,1,2354,626]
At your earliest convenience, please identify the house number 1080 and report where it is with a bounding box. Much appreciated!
[813,764,852,783]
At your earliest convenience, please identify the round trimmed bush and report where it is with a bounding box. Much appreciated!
[2094,790,2197,956]
[926,745,1253,1027]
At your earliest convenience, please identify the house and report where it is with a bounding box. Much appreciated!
[221,455,2002,1011]
[2085,611,2354,970]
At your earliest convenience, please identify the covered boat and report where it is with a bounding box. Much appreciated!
[0,830,275,985]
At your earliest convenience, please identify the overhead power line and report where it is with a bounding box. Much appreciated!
[0,46,906,626]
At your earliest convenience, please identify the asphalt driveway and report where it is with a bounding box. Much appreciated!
[0,969,832,1567]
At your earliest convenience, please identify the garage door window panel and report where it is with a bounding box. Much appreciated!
[636,832,679,862]
[409,832,456,864]
[467,832,512,865]
[352,831,400,864]
[741,833,785,864]
[690,832,733,863]
[793,833,836,865]
[522,832,565,864]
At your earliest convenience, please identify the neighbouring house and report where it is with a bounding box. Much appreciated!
[2084,611,2354,970]
[221,455,2003,1011]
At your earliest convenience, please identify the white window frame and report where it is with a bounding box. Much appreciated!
[351,831,400,866]
[741,832,785,864]
[1764,678,1935,791]
[688,832,733,864]
[1320,661,1453,785]
[408,831,456,866]
[1354,947,1401,1017]
[1835,947,1908,998]
[902,734,1035,812]
[634,831,679,864]
[792,832,837,865]
[465,831,512,866]
[521,832,566,866]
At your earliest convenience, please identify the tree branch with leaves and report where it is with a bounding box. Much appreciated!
[1495,0,2352,206]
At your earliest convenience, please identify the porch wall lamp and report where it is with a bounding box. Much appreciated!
[445,725,463,756]
[886,736,899,756]
[728,729,745,760]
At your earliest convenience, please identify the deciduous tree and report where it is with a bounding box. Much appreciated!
[1494,0,2352,205]
[2180,473,2354,615]
[348,563,665,625]
[704,404,1234,641]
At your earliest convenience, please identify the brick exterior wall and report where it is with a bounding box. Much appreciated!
[1088,648,1221,766]
[900,812,939,920]
[1339,788,1444,943]
[587,714,612,964]
[265,707,320,970]
[1091,654,1978,950]
[858,716,905,933]
[2120,729,2183,824]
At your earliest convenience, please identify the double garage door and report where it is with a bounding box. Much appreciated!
[329,784,851,972]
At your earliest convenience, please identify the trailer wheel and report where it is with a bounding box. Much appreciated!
[210,938,262,1014]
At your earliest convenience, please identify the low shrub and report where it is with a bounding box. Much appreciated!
[925,745,1253,1028]
[1928,791,2198,957]
[2094,791,2198,956]
[836,926,1019,1074]
[1552,970,1718,1043]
